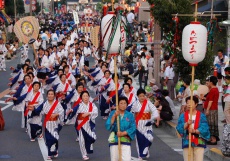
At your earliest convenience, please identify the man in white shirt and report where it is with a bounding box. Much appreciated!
[40,30,49,50]
[57,42,68,58]
[164,62,175,99]
[51,30,59,46]
[126,10,138,41]
[213,49,229,86]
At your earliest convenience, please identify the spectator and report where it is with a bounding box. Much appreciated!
[203,76,220,145]
[162,89,176,116]
[154,96,173,121]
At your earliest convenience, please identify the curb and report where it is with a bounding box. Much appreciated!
[162,121,230,161]
[205,148,230,161]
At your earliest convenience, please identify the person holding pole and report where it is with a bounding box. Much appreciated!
[106,96,136,161]
[176,96,210,161]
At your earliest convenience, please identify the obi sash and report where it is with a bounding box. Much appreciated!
[76,102,93,130]
[24,92,40,116]
[184,111,201,145]
[43,100,59,127]
[135,100,148,127]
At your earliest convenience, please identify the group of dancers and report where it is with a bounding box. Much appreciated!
[6,53,160,160]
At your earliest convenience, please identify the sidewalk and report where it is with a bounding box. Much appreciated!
[161,93,230,161]
[131,76,230,160]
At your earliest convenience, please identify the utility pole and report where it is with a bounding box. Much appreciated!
[30,0,32,16]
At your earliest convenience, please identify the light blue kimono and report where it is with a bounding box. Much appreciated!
[105,110,136,146]
[176,112,211,149]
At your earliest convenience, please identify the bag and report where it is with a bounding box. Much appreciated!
[0,107,5,131]
[221,124,230,157]
[108,131,115,143]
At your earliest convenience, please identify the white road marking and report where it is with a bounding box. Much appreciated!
[131,156,145,161]
[174,149,183,152]
[4,95,11,98]
[1,102,13,111]
[38,138,52,161]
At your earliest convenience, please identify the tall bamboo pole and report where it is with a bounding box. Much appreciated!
[114,55,122,161]
[188,2,198,161]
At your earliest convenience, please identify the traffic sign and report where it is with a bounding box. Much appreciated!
[32,0,36,5]
[32,5,36,11]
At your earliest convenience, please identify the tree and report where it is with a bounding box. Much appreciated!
[35,2,41,14]
[96,2,103,12]
[5,0,25,16]
[147,0,215,83]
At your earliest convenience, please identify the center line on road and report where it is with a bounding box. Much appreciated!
[38,138,52,161]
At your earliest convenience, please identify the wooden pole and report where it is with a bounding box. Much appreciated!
[188,3,198,161]
[114,55,122,161]
[30,0,32,16]
[188,66,195,161]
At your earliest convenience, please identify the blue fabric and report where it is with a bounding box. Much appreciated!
[13,93,27,105]
[176,112,211,149]
[81,128,95,154]
[31,103,44,117]
[45,129,58,156]
[13,82,25,98]
[67,104,80,120]
[88,67,97,73]
[91,79,101,86]
[10,72,21,88]
[91,70,100,77]
[63,89,75,104]
[30,124,42,139]
[46,77,56,85]
[136,129,152,158]
[105,110,136,143]
[52,83,59,92]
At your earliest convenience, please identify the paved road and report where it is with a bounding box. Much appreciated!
[0,48,183,161]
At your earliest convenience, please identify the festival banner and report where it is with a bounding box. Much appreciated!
[73,10,80,24]
[14,16,39,44]
[91,26,100,48]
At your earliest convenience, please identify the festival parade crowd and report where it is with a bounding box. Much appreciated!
[0,6,230,161]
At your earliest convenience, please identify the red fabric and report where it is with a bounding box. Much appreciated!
[24,92,40,116]
[43,100,59,127]
[135,100,148,127]
[109,84,120,98]
[184,111,201,145]
[76,103,93,130]
[27,85,33,92]
[128,93,134,104]
[72,97,82,108]
[66,73,71,79]
[203,88,219,110]
[64,83,69,93]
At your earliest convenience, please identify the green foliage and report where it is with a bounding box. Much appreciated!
[5,0,25,16]
[147,0,217,82]
[175,45,214,84]
[96,2,103,11]
[35,2,41,14]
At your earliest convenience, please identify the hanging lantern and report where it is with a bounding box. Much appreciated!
[136,2,141,7]
[101,12,126,55]
[142,0,146,2]
[182,22,207,66]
